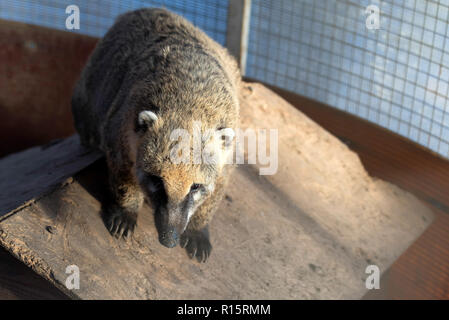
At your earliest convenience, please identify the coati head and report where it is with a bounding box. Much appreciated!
[131,91,237,248]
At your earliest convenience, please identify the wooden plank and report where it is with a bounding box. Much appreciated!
[226,0,251,75]
[0,135,102,220]
[0,247,68,300]
[387,207,449,299]
[0,83,433,299]
[0,18,98,300]
[364,207,449,300]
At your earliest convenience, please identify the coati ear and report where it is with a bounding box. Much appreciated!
[216,127,235,148]
[137,110,158,131]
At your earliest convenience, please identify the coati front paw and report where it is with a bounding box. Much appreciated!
[105,205,137,240]
[180,227,212,263]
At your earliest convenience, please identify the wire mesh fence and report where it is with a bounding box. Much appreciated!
[246,0,449,158]
[0,0,228,44]
[0,0,448,158]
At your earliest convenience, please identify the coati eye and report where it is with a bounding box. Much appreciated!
[144,174,167,204]
[147,175,164,192]
[190,183,203,192]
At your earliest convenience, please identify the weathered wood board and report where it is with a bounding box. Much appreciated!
[0,135,102,221]
[0,83,433,299]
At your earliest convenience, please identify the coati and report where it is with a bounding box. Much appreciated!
[71,8,240,262]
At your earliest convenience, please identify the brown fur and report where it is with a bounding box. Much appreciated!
[71,8,240,262]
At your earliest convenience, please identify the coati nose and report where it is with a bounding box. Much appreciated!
[159,228,179,248]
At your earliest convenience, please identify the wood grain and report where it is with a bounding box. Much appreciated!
[0,135,102,220]
[0,247,68,299]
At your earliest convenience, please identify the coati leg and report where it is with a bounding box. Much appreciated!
[104,153,144,240]
[180,177,227,262]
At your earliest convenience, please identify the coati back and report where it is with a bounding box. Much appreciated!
[72,8,240,262]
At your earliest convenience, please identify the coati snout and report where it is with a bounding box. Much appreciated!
[71,8,240,262]
[155,200,192,248]
[138,170,212,248]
